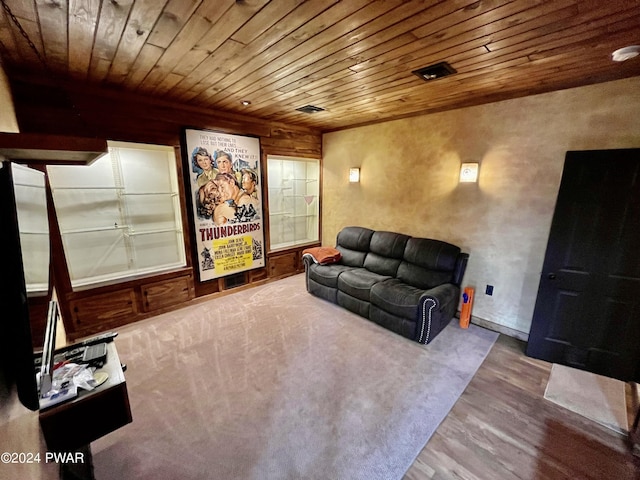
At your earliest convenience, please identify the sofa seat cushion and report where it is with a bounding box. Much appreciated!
[337,268,391,301]
[370,278,426,320]
[307,263,355,289]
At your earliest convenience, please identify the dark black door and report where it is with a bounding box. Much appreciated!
[526,149,640,382]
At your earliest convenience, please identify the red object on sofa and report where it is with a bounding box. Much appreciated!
[302,247,342,265]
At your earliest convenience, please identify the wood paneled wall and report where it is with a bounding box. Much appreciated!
[9,74,321,154]
[9,74,321,341]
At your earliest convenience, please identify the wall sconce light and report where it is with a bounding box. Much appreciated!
[459,162,479,183]
[349,167,360,183]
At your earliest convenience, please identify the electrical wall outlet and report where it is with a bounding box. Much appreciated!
[485,285,494,296]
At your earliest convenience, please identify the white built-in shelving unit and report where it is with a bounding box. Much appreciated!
[267,156,320,251]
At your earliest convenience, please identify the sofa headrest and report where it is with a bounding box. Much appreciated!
[336,226,374,251]
[403,238,461,271]
[370,231,410,258]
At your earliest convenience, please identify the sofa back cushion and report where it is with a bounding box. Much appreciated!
[397,238,462,290]
[336,226,374,267]
[364,231,410,276]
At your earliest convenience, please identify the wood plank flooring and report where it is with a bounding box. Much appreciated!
[404,335,640,479]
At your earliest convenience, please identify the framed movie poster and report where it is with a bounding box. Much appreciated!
[183,128,264,282]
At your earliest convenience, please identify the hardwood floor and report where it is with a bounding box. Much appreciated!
[404,335,640,479]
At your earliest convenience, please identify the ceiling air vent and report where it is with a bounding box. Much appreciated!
[412,62,457,82]
[296,105,325,114]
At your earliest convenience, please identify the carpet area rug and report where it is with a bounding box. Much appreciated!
[92,274,498,480]
[544,364,628,435]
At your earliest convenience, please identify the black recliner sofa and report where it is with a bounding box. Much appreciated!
[303,226,469,344]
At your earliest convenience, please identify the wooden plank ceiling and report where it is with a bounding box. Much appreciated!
[0,0,639,132]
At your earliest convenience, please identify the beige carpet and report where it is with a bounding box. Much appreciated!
[544,364,628,435]
[92,274,498,480]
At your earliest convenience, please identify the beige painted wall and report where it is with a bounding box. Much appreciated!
[322,76,640,335]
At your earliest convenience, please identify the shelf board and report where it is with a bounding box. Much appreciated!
[0,132,108,164]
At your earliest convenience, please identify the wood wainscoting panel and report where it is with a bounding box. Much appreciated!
[141,275,194,312]
[69,289,138,333]
[268,251,299,278]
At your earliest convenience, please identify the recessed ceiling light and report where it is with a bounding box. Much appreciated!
[241,100,251,106]
[611,46,640,62]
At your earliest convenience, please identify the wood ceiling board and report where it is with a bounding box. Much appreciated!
[1,0,639,131]
[104,0,169,84]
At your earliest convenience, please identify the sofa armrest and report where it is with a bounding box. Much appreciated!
[415,283,461,343]
[420,283,460,309]
[302,253,314,269]
[302,254,314,291]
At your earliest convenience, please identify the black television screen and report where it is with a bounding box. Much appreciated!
[0,161,42,411]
